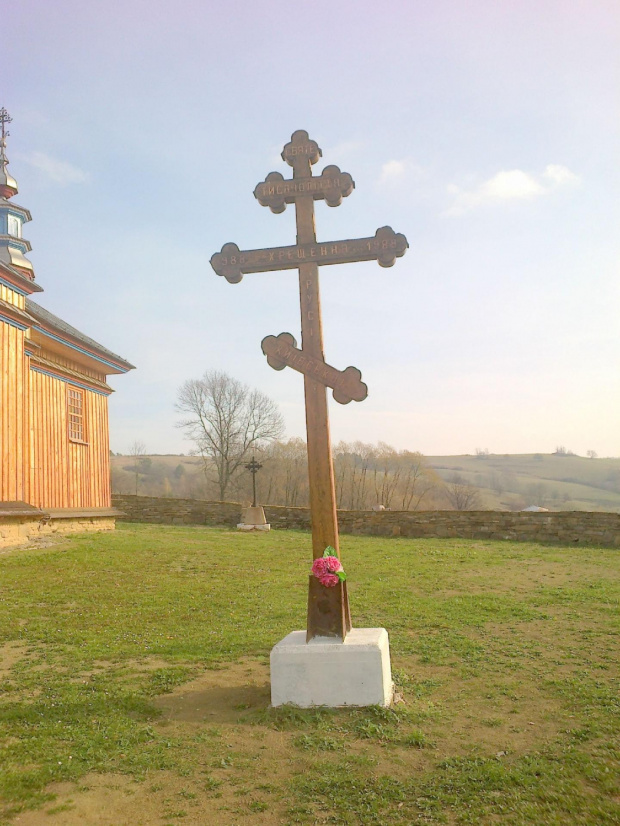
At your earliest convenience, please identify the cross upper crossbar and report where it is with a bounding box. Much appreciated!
[254,165,354,213]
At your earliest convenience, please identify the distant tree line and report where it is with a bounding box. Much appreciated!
[110,370,619,512]
[111,439,481,510]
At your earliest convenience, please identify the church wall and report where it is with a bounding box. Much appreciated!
[0,319,27,501]
[28,368,111,509]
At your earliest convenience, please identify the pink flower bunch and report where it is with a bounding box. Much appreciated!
[311,550,346,588]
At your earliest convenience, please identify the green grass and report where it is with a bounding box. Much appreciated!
[0,524,618,824]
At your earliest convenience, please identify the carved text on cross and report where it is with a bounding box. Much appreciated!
[210,226,408,283]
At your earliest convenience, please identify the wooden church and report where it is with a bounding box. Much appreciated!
[0,109,134,547]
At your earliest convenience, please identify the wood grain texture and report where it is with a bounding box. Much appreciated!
[1,313,112,509]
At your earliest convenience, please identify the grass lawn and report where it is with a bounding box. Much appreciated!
[0,524,618,825]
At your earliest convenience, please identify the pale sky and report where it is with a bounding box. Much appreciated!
[5,0,620,457]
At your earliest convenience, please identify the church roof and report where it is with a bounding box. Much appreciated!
[26,299,135,373]
[0,260,43,292]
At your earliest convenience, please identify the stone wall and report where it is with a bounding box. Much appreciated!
[111,495,620,547]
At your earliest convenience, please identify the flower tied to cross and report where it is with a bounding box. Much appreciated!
[311,546,346,588]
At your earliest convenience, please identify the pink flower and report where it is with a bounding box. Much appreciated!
[311,558,329,577]
[311,551,346,586]
[324,556,342,573]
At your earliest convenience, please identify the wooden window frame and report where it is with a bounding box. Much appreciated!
[67,387,88,444]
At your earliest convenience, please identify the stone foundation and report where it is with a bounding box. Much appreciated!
[0,502,120,550]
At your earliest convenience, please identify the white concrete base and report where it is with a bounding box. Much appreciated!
[270,628,393,708]
[236,522,271,532]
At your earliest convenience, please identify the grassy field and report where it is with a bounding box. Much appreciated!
[0,524,618,825]
[427,453,620,512]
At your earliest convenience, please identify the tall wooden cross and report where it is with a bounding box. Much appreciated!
[211,130,408,641]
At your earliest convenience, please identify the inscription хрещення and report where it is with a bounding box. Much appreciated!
[211,226,408,283]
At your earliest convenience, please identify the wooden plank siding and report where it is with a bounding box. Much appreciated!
[1,279,123,513]
[28,366,112,509]
[0,320,26,501]
[0,284,26,310]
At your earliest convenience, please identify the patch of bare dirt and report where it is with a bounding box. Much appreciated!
[12,768,294,826]
[0,642,29,679]
[151,659,271,724]
[12,660,299,826]
[0,537,63,557]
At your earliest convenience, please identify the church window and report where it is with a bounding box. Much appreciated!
[67,388,86,442]
[7,215,21,238]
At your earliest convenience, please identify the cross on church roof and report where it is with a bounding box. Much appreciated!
[0,108,12,139]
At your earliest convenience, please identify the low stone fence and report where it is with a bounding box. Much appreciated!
[111,495,620,547]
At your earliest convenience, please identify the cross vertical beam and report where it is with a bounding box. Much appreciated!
[290,149,351,642]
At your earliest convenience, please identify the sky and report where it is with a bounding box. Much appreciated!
[4,0,620,457]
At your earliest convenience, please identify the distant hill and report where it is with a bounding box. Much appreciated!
[111,450,620,512]
[426,453,620,512]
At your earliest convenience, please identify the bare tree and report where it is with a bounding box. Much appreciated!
[176,370,284,500]
[399,451,437,510]
[372,443,401,509]
[444,474,482,510]
[333,441,375,510]
[260,438,308,506]
[128,440,147,495]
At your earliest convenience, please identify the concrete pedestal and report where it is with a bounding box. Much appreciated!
[270,628,393,707]
[237,505,270,532]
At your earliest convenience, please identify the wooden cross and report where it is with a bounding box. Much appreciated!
[0,108,12,139]
[211,130,408,641]
[244,455,263,508]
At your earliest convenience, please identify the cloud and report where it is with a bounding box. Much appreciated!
[543,164,580,186]
[322,140,365,167]
[377,158,425,188]
[22,151,90,185]
[446,164,580,215]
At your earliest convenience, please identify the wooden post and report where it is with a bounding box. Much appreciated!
[291,156,352,641]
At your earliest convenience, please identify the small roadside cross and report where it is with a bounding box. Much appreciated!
[211,130,408,641]
[244,455,263,508]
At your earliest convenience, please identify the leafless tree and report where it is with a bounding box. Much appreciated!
[176,370,284,500]
[399,451,437,510]
[444,474,482,510]
[334,441,375,510]
[128,440,147,495]
[372,443,402,509]
[261,438,308,506]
